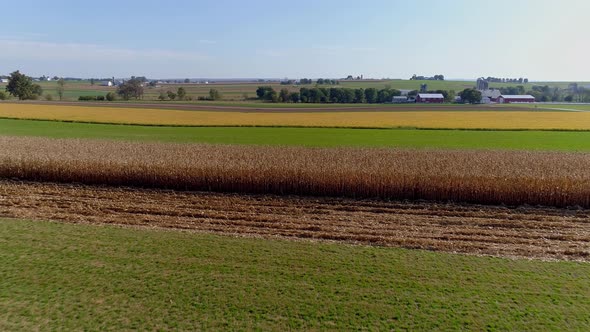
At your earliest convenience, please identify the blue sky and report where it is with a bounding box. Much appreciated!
[0,0,588,80]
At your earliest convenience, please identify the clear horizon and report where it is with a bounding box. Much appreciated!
[1,0,588,81]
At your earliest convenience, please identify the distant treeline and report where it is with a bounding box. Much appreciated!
[280,78,339,85]
[257,86,400,103]
[256,86,455,104]
[482,77,529,84]
[410,74,445,81]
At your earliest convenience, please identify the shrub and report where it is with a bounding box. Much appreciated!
[78,96,97,101]
[96,95,105,101]
[45,94,53,101]
[0,91,7,100]
[106,92,116,101]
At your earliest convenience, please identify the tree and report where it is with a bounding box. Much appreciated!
[279,88,290,102]
[364,88,378,103]
[167,91,177,100]
[309,88,326,103]
[184,78,190,83]
[6,70,35,100]
[90,78,95,85]
[177,87,187,100]
[256,86,272,99]
[459,88,482,104]
[342,89,355,103]
[354,88,365,103]
[447,90,456,103]
[289,92,300,103]
[299,87,310,103]
[56,78,65,101]
[116,78,144,100]
[267,90,278,102]
[209,88,221,101]
[32,84,43,97]
[256,86,276,101]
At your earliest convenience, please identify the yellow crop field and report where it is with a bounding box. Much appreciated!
[2,103,590,129]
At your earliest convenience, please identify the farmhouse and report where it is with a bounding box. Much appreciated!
[0,78,8,83]
[416,93,444,103]
[497,95,536,104]
[101,81,113,87]
[392,96,408,103]
[479,89,502,103]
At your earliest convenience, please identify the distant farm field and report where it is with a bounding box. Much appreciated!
[2,103,590,129]
[4,118,590,151]
[2,79,589,102]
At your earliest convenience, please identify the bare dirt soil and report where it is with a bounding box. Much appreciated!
[1,181,588,261]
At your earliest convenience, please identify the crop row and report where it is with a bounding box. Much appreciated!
[1,137,590,207]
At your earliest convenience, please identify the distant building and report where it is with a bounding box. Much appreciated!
[497,95,536,104]
[479,89,502,103]
[101,81,113,87]
[392,96,408,103]
[476,78,489,90]
[0,78,8,83]
[416,93,444,103]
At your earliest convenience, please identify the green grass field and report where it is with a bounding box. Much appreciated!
[1,218,588,330]
[3,118,590,151]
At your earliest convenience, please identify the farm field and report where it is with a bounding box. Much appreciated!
[2,103,590,129]
[3,136,590,207]
[2,181,589,261]
[1,217,589,330]
[8,100,590,112]
[4,118,590,151]
[2,79,588,101]
[3,89,590,332]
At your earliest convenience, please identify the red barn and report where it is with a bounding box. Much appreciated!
[497,95,536,104]
[416,93,444,103]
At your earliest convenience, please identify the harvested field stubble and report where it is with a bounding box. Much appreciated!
[1,136,590,207]
[1,181,589,261]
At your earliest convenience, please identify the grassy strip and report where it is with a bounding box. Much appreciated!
[5,115,590,132]
[3,118,590,151]
[0,218,588,330]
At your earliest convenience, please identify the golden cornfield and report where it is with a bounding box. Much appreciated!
[1,136,590,207]
[2,103,590,129]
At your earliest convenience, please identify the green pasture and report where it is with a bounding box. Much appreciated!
[2,118,590,151]
[0,218,588,330]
